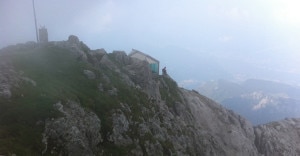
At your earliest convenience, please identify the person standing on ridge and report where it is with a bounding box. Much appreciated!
[162,67,167,75]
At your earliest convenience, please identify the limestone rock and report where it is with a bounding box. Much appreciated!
[99,54,118,71]
[112,51,130,65]
[98,51,259,155]
[70,44,88,61]
[21,77,37,86]
[43,101,102,155]
[89,49,107,66]
[254,118,300,156]
[107,87,118,96]
[83,69,96,79]
[0,61,20,98]
[170,89,259,156]
[68,35,80,45]
[108,110,132,146]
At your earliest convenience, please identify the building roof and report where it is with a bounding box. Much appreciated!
[129,49,159,64]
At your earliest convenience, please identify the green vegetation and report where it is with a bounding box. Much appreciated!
[0,46,100,155]
[0,45,182,155]
[159,76,182,108]
[0,46,119,155]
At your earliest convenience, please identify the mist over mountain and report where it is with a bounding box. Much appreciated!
[2,0,300,90]
[0,37,300,155]
[161,46,300,90]
[198,79,300,125]
[1,1,300,155]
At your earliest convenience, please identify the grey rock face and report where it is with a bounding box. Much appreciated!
[108,110,132,146]
[71,45,88,60]
[103,80,259,155]
[99,50,259,155]
[107,87,118,96]
[68,35,80,45]
[0,61,19,98]
[99,54,118,71]
[255,118,300,156]
[53,35,89,61]
[21,77,37,86]
[124,57,159,98]
[112,51,130,65]
[43,101,102,156]
[0,59,38,99]
[89,49,107,66]
[83,69,96,79]
[180,90,259,156]
[94,52,267,155]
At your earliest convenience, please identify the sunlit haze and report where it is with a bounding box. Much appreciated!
[1,0,299,88]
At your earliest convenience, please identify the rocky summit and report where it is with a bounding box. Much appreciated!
[0,36,299,156]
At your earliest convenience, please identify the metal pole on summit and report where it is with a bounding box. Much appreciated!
[32,0,39,42]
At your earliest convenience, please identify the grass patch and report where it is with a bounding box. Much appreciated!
[0,45,174,155]
[159,76,182,108]
[0,46,106,155]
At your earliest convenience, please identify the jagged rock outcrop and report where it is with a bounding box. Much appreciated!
[110,50,160,98]
[0,60,36,99]
[255,118,300,156]
[43,101,102,156]
[83,69,96,79]
[68,35,81,45]
[104,89,259,155]
[180,90,258,155]
[86,49,259,155]
[0,61,18,98]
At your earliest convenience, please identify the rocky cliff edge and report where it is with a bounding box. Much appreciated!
[0,36,299,156]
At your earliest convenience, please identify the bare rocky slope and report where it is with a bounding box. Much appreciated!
[0,36,299,155]
[255,118,300,156]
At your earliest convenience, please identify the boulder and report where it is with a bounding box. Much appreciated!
[68,35,80,45]
[83,70,96,79]
[255,118,300,156]
[43,101,102,155]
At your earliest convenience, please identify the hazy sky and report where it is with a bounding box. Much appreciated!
[1,0,300,87]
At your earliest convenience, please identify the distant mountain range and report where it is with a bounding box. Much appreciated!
[198,79,300,125]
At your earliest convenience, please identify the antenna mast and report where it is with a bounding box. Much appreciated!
[32,0,39,42]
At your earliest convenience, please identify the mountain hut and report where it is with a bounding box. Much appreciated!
[129,49,160,74]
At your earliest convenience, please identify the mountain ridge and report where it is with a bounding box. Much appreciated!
[0,36,299,155]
